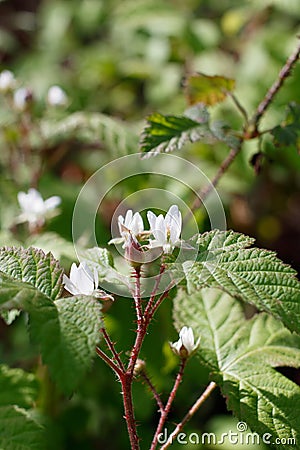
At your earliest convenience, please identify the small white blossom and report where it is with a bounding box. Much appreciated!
[17,188,61,227]
[147,205,182,254]
[47,85,68,106]
[63,262,99,295]
[0,70,16,92]
[109,210,145,248]
[13,87,32,111]
[170,326,200,358]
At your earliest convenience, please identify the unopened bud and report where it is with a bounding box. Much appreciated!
[133,358,146,377]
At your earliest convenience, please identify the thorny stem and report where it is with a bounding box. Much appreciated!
[187,142,242,219]
[186,40,300,219]
[144,263,166,320]
[101,326,125,372]
[250,39,300,136]
[95,346,123,378]
[160,381,217,450]
[150,358,187,450]
[133,266,143,326]
[121,374,140,450]
[140,369,164,413]
[148,284,174,322]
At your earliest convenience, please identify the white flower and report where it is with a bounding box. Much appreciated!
[13,87,32,111]
[63,261,98,295]
[17,188,61,226]
[147,205,182,254]
[47,85,68,106]
[170,326,200,358]
[109,210,144,248]
[0,70,16,92]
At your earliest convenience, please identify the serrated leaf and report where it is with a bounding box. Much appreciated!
[79,247,131,292]
[184,73,235,106]
[139,105,240,157]
[0,246,63,300]
[0,365,38,409]
[0,270,102,393]
[40,112,138,157]
[139,110,213,157]
[183,230,300,334]
[0,405,45,450]
[173,288,300,444]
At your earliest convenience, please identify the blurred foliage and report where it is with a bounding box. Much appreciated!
[0,0,300,448]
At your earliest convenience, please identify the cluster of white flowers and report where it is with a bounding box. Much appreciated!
[0,69,68,110]
[110,205,186,257]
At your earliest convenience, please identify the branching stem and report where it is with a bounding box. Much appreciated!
[160,381,217,450]
[150,359,187,450]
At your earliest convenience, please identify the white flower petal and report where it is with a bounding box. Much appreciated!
[131,212,144,235]
[44,196,61,211]
[63,274,80,295]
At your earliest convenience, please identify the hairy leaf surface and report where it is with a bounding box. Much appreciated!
[184,230,300,334]
[0,246,63,300]
[0,247,102,393]
[173,288,300,446]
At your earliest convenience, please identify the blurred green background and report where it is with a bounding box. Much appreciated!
[0,0,300,448]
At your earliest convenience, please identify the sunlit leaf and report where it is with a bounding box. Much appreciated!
[183,230,300,334]
[184,73,235,106]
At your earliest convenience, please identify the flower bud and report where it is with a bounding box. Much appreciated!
[170,326,200,359]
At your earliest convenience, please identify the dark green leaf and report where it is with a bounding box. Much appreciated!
[139,109,213,156]
[0,365,38,409]
[0,405,45,450]
[271,102,300,150]
[0,270,102,393]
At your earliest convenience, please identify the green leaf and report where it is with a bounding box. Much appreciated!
[0,246,63,300]
[173,288,300,444]
[26,232,76,262]
[0,365,38,409]
[40,112,138,157]
[184,73,235,106]
[79,246,131,292]
[139,107,213,156]
[49,295,103,392]
[0,405,45,450]
[0,249,103,393]
[139,105,240,157]
[183,230,300,334]
[271,102,300,150]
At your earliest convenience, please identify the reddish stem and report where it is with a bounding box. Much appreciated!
[121,373,140,450]
[140,369,164,413]
[160,381,217,450]
[150,358,187,450]
[95,346,123,378]
[101,326,125,372]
